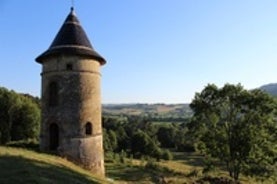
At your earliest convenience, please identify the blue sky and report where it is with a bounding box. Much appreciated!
[1,0,277,103]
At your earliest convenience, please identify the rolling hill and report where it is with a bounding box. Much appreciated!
[259,83,277,96]
[102,103,193,120]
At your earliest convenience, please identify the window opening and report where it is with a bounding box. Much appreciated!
[85,122,92,135]
[49,123,59,150]
[66,63,73,71]
[49,82,58,107]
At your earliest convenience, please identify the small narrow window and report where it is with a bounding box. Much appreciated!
[49,123,59,151]
[66,63,73,70]
[49,82,58,107]
[85,122,92,135]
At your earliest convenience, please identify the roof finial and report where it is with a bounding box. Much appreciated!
[71,0,75,11]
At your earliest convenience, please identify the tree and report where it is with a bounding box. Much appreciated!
[131,130,162,159]
[108,130,118,151]
[0,87,16,143]
[0,87,40,144]
[190,84,277,181]
[115,126,130,151]
[157,126,176,148]
[103,129,118,152]
[103,129,111,152]
[9,97,40,141]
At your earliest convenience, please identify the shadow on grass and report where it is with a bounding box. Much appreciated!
[174,152,205,167]
[6,140,40,152]
[106,164,152,182]
[0,155,100,184]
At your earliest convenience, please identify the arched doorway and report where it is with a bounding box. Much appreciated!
[49,123,59,150]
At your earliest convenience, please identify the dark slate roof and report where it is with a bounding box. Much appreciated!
[36,7,106,65]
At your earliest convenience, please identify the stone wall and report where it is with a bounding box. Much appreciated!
[39,54,105,176]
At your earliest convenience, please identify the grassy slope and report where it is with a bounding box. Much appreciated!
[105,152,276,184]
[1,147,275,184]
[105,153,218,184]
[0,146,107,184]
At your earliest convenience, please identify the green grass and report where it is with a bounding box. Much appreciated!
[106,163,153,183]
[0,146,107,184]
[105,152,277,184]
[1,146,275,184]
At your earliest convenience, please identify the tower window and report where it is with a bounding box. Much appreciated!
[85,122,92,135]
[49,123,59,151]
[66,63,73,70]
[49,82,58,107]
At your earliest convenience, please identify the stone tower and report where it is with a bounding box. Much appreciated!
[36,7,106,176]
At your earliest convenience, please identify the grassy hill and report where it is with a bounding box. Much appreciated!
[0,146,107,184]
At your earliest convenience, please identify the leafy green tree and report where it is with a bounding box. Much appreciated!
[162,149,173,160]
[9,96,40,141]
[0,87,40,144]
[157,126,176,148]
[131,130,162,159]
[190,84,277,181]
[103,129,112,152]
[108,130,118,151]
[115,126,130,151]
[174,126,195,152]
[103,129,118,152]
[0,87,14,143]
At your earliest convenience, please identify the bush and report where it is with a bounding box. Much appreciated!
[113,153,120,164]
[145,158,161,171]
[104,151,114,163]
[162,149,173,160]
[202,156,216,174]
[187,169,200,177]
[119,150,127,164]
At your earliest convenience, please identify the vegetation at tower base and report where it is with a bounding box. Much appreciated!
[189,83,277,181]
[0,87,40,144]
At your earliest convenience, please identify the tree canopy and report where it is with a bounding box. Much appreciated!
[190,84,277,180]
[0,87,40,144]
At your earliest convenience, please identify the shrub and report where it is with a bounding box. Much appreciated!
[104,151,114,163]
[187,169,200,177]
[145,158,161,171]
[119,150,127,164]
[162,149,173,160]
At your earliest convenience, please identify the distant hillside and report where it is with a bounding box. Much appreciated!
[260,83,277,96]
[103,103,193,120]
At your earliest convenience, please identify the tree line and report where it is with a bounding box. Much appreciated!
[102,115,192,161]
[0,87,40,144]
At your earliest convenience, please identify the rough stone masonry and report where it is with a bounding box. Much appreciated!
[36,8,106,176]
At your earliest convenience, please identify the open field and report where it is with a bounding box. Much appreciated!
[105,152,276,184]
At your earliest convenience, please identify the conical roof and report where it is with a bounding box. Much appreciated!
[36,8,106,65]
